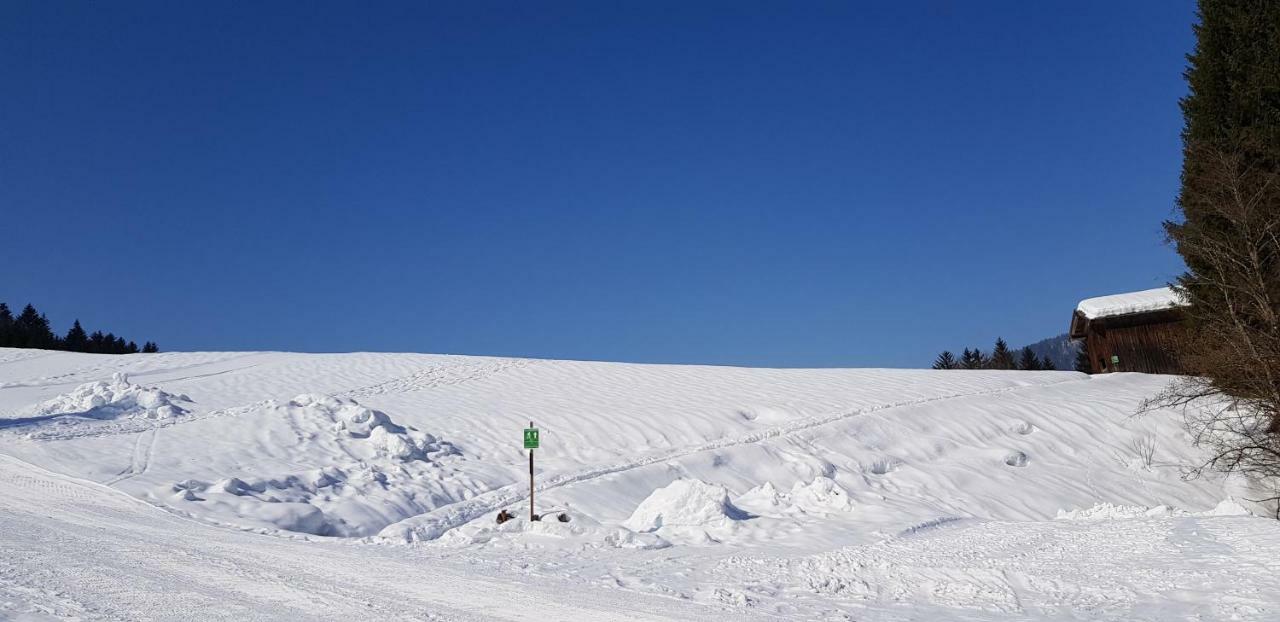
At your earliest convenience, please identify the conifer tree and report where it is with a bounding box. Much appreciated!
[988,338,1016,370]
[1018,346,1042,371]
[1041,356,1057,371]
[0,303,12,347]
[88,331,106,354]
[126,341,139,354]
[142,341,159,353]
[1144,1,1280,501]
[960,348,987,370]
[932,351,958,370]
[64,320,88,352]
[1074,340,1093,374]
[14,304,56,349]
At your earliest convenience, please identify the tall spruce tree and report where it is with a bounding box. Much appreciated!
[932,351,959,370]
[142,341,159,353]
[960,348,987,370]
[988,338,1016,370]
[14,304,56,349]
[1018,346,1042,371]
[0,303,12,347]
[1041,356,1057,371]
[1145,1,1280,505]
[64,320,88,352]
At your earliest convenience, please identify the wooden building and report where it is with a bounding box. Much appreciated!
[1069,288,1188,374]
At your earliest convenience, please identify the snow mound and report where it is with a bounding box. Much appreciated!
[1056,503,1187,520]
[32,373,191,421]
[623,479,749,534]
[285,394,447,461]
[158,395,473,537]
[1056,499,1252,521]
[1201,498,1253,517]
[734,477,855,517]
[439,510,671,550]
[788,476,855,514]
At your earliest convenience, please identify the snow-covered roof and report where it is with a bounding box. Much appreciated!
[1075,287,1188,320]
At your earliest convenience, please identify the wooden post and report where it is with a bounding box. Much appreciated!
[528,420,535,521]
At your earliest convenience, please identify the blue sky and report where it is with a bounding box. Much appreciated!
[1,1,1195,367]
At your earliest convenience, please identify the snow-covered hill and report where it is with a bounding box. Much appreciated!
[1,348,1277,620]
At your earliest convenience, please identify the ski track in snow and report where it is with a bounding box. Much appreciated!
[387,375,1088,540]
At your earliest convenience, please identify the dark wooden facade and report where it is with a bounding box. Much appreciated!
[1069,308,1185,375]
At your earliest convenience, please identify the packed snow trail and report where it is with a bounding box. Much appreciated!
[0,454,736,622]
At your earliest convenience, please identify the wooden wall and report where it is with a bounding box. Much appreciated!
[1085,313,1185,374]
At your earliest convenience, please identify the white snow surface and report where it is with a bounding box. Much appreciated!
[1076,286,1188,319]
[1,347,1278,621]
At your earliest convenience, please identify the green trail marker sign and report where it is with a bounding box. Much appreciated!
[525,421,539,521]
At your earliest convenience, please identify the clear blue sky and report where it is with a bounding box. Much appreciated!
[1,1,1195,367]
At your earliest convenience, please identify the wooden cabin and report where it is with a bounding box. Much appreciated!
[1068,288,1188,374]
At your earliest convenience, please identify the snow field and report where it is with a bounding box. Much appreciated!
[1,348,1278,620]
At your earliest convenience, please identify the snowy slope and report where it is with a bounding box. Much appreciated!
[1,348,1277,621]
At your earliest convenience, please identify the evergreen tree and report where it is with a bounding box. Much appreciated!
[960,348,987,370]
[1144,1,1280,490]
[0,302,12,347]
[988,338,1016,370]
[1018,346,1042,371]
[88,330,106,354]
[1041,356,1057,371]
[1074,340,1093,374]
[13,304,56,349]
[142,341,159,353]
[64,320,88,352]
[126,341,139,354]
[932,350,958,370]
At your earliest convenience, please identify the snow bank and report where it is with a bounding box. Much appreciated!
[734,477,855,517]
[1057,498,1252,520]
[30,373,191,420]
[286,394,443,462]
[1076,287,1187,319]
[624,479,749,532]
[158,395,473,537]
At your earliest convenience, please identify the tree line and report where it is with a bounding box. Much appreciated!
[932,337,1057,371]
[0,302,158,354]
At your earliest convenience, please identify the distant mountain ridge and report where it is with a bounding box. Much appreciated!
[1020,333,1080,371]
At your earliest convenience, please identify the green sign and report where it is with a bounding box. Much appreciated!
[1110,355,1120,365]
[524,427,539,449]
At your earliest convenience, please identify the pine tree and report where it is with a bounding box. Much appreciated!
[142,341,159,353]
[0,303,12,347]
[932,351,958,370]
[1041,356,1057,371]
[64,320,88,352]
[14,304,56,349]
[88,330,106,354]
[1074,340,1092,374]
[126,341,139,354]
[1018,346,1042,371]
[960,348,987,370]
[988,338,1016,370]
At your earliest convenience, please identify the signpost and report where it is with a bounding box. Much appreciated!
[524,422,539,521]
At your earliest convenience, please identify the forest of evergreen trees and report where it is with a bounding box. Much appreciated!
[932,337,1062,371]
[0,302,158,354]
